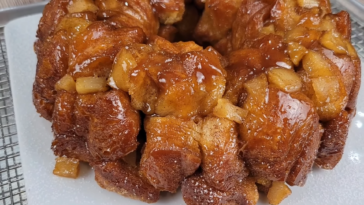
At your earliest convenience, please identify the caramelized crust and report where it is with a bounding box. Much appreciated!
[95,0,159,38]
[239,74,320,184]
[94,160,160,203]
[53,90,140,162]
[231,0,272,51]
[68,22,145,79]
[175,5,200,41]
[194,0,243,43]
[33,30,69,120]
[33,0,361,203]
[315,110,352,169]
[199,117,248,191]
[114,37,227,118]
[52,91,91,162]
[140,116,201,192]
[182,174,259,205]
[224,34,291,105]
[37,0,70,41]
[158,25,178,42]
[86,90,140,161]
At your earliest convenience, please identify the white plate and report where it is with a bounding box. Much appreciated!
[5,14,364,205]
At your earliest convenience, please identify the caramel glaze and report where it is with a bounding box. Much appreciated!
[95,0,159,38]
[33,30,69,120]
[128,37,226,118]
[52,90,140,162]
[224,34,291,105]
[33,0,362,203]
[240,83,320,185]
[68,22,145,79]
[34,11,97,120]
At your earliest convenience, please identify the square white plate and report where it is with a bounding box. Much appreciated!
[4,14,364,205]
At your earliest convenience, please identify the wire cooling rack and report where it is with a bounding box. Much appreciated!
[0,2,363,205]
[0,27,26,205]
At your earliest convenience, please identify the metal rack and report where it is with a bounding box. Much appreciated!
[0,27,26,205]
[0,2,363,205]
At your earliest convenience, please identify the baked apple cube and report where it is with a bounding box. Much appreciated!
[297,0,319,8]
[302,50,348,121]
[267,181,292,205]
[320,30,348,55]
[53,157,80,178]
[76,77,108,94]
[55,15,93,40]
[109,44,152,92]
[287,42,307,66]
[55,74,76,93]
[268,68,302,93]
[212,98,248,124]
[67,0,98,13]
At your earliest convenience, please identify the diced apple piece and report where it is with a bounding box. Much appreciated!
[53,157,80,178]
[317,18,335,31]
[268,68,302,93]
[129,70,159,115]
[288,42,307,66]
[297,0,319,8]
[173,42,203,53]
[76,77,108,94]
[244,74,268,107]
[67,0,98,13]
[267,181,292,205]
[320,31,348,55]
[55,74,76,93]
[345,41,358,58]
[109,48,138,92]
[213,98,248,124]
[312,76,340,104]
[255,177,272,194]
[56,17,92,39]
[285,27,322,48]
[301,51,347,121]
[311,76,347,121]
[260,24,275,35]
[302,51,333,78]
